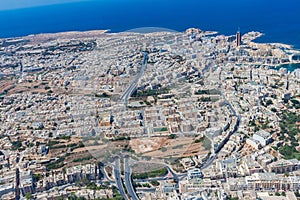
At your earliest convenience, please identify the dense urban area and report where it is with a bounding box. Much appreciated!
[1,28,300,200]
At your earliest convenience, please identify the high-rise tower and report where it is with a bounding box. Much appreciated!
[236,30,241,47]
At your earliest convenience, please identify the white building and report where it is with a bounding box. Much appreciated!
[246,138,262,150]
[187,168,203,180]
[253,130,272,147]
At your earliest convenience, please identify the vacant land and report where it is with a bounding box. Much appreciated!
[130,136,209,159]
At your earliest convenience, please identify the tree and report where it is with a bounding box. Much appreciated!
[228,196,239,200]
[266,99,273,106]
[57,196,64,200]
[150,180,160,186]
[69,192,77,200]
[35,141,40,146]
[279,145,297,159]
[12,141,22,150]
[168,134,177,139]
[25,193,33,200]
[271,108,277,112]
[33,173,43,181]
[215,191,218,197]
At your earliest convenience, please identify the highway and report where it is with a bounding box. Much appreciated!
[124,157,139,200]
[119,52,148,106]
[114,158,128,200]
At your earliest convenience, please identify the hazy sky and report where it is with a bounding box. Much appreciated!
[0,0,92,11]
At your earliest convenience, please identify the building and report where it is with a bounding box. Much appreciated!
[161,182,177,193]
[268,159,300,174]
[217,157,239,178]
[187,168,203,180]
[181,157,195,169]
[242,157,264,175]
[236,31,242,47]
[0,183,15,198]
[227,173,300,192]
[256,153,274,168]
[246,173,280,191]
[253,130,272,147]
[245,173,300,191]
[282,93,291,100]
[246,138,262,150]
[227,177,248,191]
[20,170,34,195]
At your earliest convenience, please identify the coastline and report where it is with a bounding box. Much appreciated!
[0,28,297,51]
[22,29,109,42]
[1,28,299,72]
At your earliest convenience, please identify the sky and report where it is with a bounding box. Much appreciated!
[0,0,91,10]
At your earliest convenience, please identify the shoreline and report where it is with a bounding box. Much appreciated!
[270,62,300,72]
[0,28,296,48]
[23,29,110,42]
[0,29,110,41]
[0,27,300,61]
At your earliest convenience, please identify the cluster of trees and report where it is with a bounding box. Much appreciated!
[12,140,22,150]
[274,191,286,197]
[46,157,65,170]
[195,89,221,95]
[279,145,298,159]
[153,127,168,132]
[73,155,93,163]
[95,93,111,98]
[168,134,177,139]
[133,167,168,179]
[278,111,300,159]
[47,140,84,150]
[135,87,170,98]
[261,99,273,107]
[110,136,131,141]
[199,97,211,102]
[291,99,300,109]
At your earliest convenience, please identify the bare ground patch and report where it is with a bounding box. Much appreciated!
[130,136,208,159]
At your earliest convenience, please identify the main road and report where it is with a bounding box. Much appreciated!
[119,52,148,106]
[200,87,241,170]
[114,158,128,200]
[124,156,139,200]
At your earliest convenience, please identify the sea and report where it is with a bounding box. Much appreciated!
[0,0,300,50]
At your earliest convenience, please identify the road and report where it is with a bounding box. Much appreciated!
[201,154,217,170]
[114,158,128,200]
[124,157,139,200]
[100,165,115,183]
[19,61,23,80]
[119,52,148,106]
[200,90,241,170]
[15,168,20,200]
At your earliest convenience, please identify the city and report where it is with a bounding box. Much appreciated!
[0,27,300,200]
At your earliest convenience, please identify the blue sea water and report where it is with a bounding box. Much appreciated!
[273,63,300,72]
[0,0,300,48]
